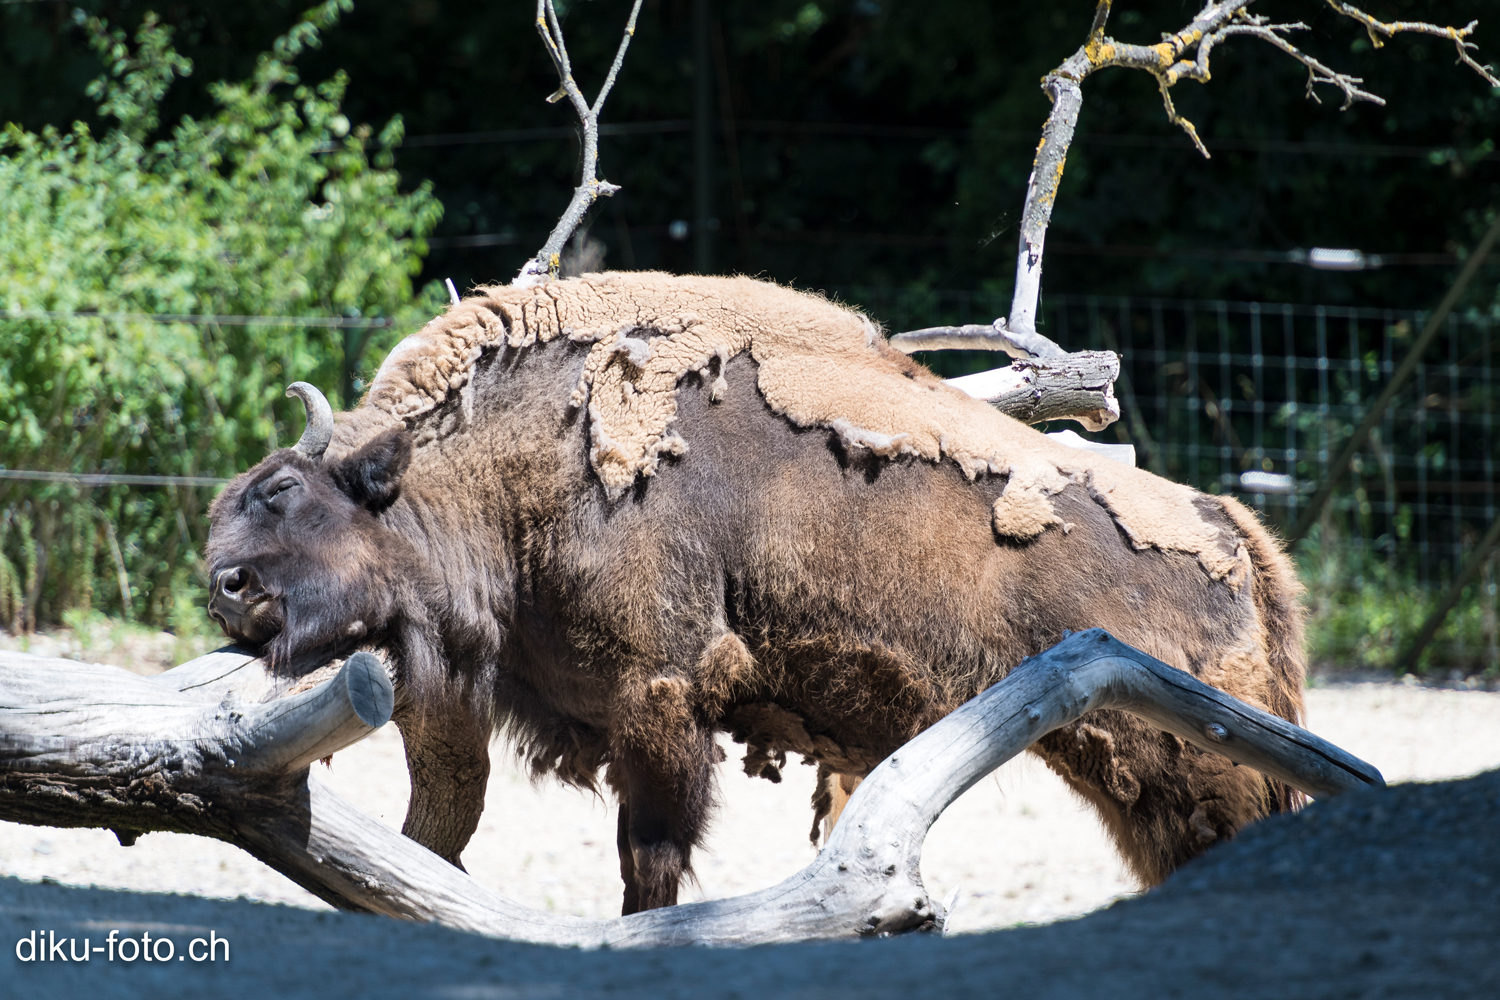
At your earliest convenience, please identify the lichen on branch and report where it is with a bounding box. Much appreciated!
[1004,0,1497,341]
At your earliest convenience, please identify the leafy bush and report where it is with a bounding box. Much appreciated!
[0,2,442,634]
[1301,521,1500,678]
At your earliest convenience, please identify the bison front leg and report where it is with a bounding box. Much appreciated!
[608,676,718,914]
[393,705,491,870]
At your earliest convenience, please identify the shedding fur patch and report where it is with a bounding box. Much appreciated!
[990,457,1072,539]
[695,632,756,717]
[361,272,1247,584]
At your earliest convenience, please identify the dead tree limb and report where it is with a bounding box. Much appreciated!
[1005,0,1499,342]
[919,1,1497,354]
[1326,3,1499,85]
[885,327,1119,431]
[0,629,1381,946]
[899,2,1495,433]
[0,649,388,842]
[889,321,1065,360]
[514,0,645,286]
[946,351,1121,432]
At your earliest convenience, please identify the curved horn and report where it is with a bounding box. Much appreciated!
[286,382,334,460]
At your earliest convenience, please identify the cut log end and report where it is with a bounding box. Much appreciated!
[943,350,1122,431]
[345,651,396,729]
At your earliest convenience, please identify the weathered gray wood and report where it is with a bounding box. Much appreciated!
[0,650,388,776]
[146,645,269,700]
[0,630,1382,946]
[943,351,1121,432]
[888,322,1066,360]
[885,321,1121,431]
[0,651,390,841]
[513,0,644,285]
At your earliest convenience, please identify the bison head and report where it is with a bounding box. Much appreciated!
[206,382,414,670]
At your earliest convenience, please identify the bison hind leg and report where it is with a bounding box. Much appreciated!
[810,764,864,844]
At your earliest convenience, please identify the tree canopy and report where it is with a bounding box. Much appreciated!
[0,2,441,629]
[5,0,1496,311]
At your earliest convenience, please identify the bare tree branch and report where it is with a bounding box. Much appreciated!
[945,351,1122,432]
[1326,5,1500,87]
[885,325,1119,429]
[886,326,1119,429]
[1219,19,1384,111]
[1002,0,1498,345]
[0,631,1382,945]
[514,0,645,287]
[889,321,1065,360]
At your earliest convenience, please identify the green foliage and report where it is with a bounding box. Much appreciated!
[0,3,442,634]
[1301,522,1500,677]
[3,1,1497,307]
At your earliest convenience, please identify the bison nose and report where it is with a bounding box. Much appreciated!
[210,565,267,617]
[209,565,280,645]
[217,566,252,598]
[215,565,258,599]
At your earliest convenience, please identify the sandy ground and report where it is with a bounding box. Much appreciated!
[0,624,216,676]
[3,678,1498,934]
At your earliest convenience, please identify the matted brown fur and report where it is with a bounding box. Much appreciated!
[359,273,1248,583]
[211,271,1307,912]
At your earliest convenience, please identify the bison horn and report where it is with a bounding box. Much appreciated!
[286,382,334,460]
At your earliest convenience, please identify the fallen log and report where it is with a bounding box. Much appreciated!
[0,629,1382,947]
[0,649,387,844]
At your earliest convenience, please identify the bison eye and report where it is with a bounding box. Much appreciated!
[264,477,300,511]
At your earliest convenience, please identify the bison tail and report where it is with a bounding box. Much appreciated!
[1216,493,1308,814]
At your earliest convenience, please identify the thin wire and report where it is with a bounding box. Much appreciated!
[424,226,1459,265]
[388,118,1497,161]
[1,311,396,328]
[0,470,229,487]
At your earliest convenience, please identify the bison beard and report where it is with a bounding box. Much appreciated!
[206,274,1306,914]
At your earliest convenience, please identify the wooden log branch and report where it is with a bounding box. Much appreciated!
[944,351,1121,432]
[886,322,1121,431]
[0,630,1381,946]
[889,321,1066,360]
[0,649,389,843]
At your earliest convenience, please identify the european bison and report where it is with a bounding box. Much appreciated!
[206,272,1304,914]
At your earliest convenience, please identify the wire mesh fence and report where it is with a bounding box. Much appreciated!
[4,293,1498,673]
[842,286,1500,675]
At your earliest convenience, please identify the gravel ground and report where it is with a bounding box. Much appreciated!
[4,753,1499,999]
[3,677,1499,936]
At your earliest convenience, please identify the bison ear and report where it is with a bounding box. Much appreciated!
[329,430,412,511]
